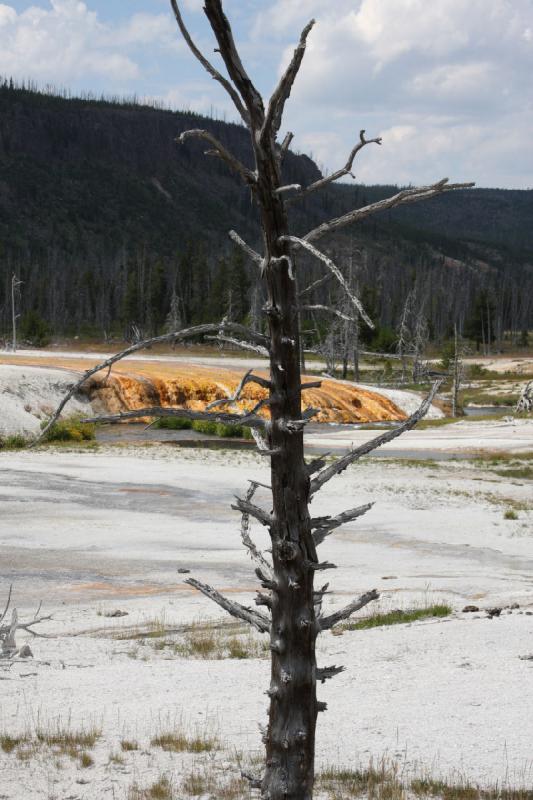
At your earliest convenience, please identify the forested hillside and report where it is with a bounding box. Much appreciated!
[0,80,531,350]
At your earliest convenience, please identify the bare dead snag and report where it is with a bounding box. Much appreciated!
[0,590,52,659]
[34,3,471,797]
[300,304,356,324]
[206,370,272,411]
[205,334,269,356]
[229,230,264,269]
[516,380,533,414]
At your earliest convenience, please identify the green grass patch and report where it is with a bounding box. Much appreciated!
[504,509,519,520]
[416,413,507,430]
[343,604,452,631]
[494,466,533,480]
[154,416,252,439]
[154,416,192,430]
[41,416,95,443]
[0,433,29,450]
[462,392,517,407]
[474,451,533,464]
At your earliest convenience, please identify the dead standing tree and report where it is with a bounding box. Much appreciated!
[42,3,473,797]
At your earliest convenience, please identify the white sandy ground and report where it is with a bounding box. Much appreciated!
[1,443,533,798]
[2,348,533,375]
[307,416,533,455]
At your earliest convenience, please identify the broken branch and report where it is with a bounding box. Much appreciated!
[229,230,264,268]
[288,130,381,202]
[185,577,270,633]
[303,179,475,244]
[311,381,442,494]
[312,502,374,546]
[82,406,266,429]
[169,0,249,124]
[178,129,256,185]
[280,236,374,329]
[261,19,315,141]
[319,589,379,630]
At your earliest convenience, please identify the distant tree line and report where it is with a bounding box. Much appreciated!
[0,80,531,351]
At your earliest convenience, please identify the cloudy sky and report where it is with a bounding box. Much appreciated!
[1,0,532,188]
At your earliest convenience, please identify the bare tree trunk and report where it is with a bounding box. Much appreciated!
[254,141,318,800]
[48,6,473,796]
[452,324,459,418]
[353,316,360,382]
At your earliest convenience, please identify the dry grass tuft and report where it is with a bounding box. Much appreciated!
[79,751,94,768]
[36,724,101,753]
[173,623,269,660]
[129,776,174,800]
[120,738,140,751]
[318,761,404,800]
[181,769,247,798]
[151,730,218,753]
[0,735,29,754]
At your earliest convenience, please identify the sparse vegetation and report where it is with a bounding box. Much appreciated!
[109,751,126,765]
[35,724,101,760]
[79,751,94,768]
[318,763,533,800]
[155,416,253,439]
[504,509,519,520]
[173,624,269,660]
[120,738,139,752]
[0,725,100,762]
[0,433,28,450]
[129,776,174,800]
[340,604,452,632]
[317,761,403,800]
[151,730,218,753]
[41,415,96,443]
[0,735,28,754]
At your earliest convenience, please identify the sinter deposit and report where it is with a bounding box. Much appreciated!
[0,354,444,435]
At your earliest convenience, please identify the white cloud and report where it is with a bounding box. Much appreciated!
[0,1,175,83]
[259,0,533,187]
[0,0,531,187]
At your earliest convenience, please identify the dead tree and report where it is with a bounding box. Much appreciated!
[41,3,472,796]
[0,586,51,659]
[516,380,533,414]
[450,324,465,418]
[11,273,22,352]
